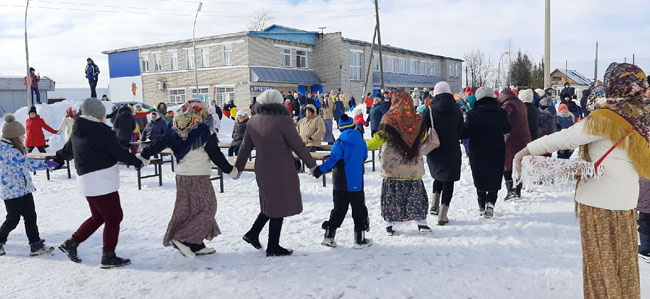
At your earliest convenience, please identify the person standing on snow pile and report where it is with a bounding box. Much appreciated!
[297,104,325,152]
[498,89,531,201]
[312,114,372,249]
[112,105,136,150]
[228,110,248,157]
[24,67,41,105]
[85,58,100,98]
[555,103,575,159]
[639,178,650,262]
[321,92,335,145]
[234,89,317,257]
[515,63,650,299]
[58,107,78,142]
[366,90,432,235]
[518,89,540,141]
[139,111,168,143]
[52,98,143,269]
[423,82,464,226]
[461,87,511,218]
[0,114,55,257]
[25,106,58,153]
[369,96,391,137]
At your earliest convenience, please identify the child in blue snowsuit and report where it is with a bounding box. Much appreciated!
[556,103,575,159]
[312,114,372,249]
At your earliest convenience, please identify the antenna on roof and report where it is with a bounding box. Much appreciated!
[318,27,326,34]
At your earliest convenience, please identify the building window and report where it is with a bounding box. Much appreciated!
[200,48,209,68]
[154,53,162,71]
[215,87,235,106]
[429,62,436,76]
[186,49,195,69]
[552,76,562,81]
[192,88,210,101]
[168,89,185,104]
[281,48,291,67]
[398,58,406,73]
[449,64,454,77]
[387,56,395,73]
[410,59,416,74]
[419,61,426,75]
[296,50,307,68]
[223,44,232,66]
[140,55,149,72]
[373,53,379,71]
[456,64,461,77]
[350,51,362,81]
[169,52,178,71]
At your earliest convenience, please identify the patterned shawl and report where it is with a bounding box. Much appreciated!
[378,90,424,160]
[173,100,208,139]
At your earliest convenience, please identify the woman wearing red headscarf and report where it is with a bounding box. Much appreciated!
[58,107,77,142]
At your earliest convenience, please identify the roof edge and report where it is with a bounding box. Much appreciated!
[342,37,462,62]
[102,31,249,54]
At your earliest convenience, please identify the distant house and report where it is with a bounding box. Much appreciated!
[550,69,592,97]
[0,76,56,114]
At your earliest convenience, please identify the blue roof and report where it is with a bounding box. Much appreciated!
[250,67,322,84]
[373,72,444,87]
[248,25,317,45]
[564,69,592,86]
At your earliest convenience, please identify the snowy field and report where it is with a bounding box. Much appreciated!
[1,102,649,299]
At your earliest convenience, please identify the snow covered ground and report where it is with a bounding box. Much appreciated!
[1,104,649,299]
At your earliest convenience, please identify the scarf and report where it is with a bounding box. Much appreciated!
[378,90,423,160]
[581,63,650,179]
[173,100,207,139]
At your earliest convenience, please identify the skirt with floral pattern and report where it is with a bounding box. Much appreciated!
[380,179,429,222]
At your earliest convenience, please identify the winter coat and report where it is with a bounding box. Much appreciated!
[422,93,464,182]
[333,100,345,121]
[527,120,640,210]
[525,102,540,140]
[297,108,325,147]
[369,101,391,132]
[498,91,532,172]
[113,106,136,143]
[537,105,558,137]
[364,97,373,108]
[156,102,169,123]
[58,116,76,142]
[348,98,356,109]
[321,96,334,120]
[557,112,575,130]
[559,87,575,99]
[141,123,232,177]
[231,117,248,147]
[461,95,477,112]
[638,178,650,214]
[234,103,317,218]
[367,131,425,180]
[140,118,168,142]
[319,129,368,192]
[0,140,46,200]
[54,116,142,197]
[85,63,100,82]
[134,112,148,134]
[25,115,58,147]
[461,98,511,190]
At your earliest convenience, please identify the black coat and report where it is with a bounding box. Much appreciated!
[525,102,539,140]
[113,106,135,143]
[461,98,511,190]
[55,117,142,175]
[140,118,168,142]
[231,118,248,146]
[369,101,391,132]
[422,93,463,182]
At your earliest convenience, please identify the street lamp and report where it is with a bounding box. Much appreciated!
[496,52,509,90]
[192,2,202,101]
[24,0,32,107]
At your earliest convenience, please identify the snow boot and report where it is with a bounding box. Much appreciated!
[195,247,216,256]
[59,238,82,263]
[243,233,262,250]
[353,230,373,249]
[438,204,450,226]
[477,192,487,216]
[266,218,292,257]
[484,203,495,219]
[30,239,54,256]
[171,240,196,258]
[386,226,395,236]
[0,242,5,256]
[504,180,517,201]
[430,192,440,215]
[100,251,131,269]
[321,227,337,248]
[417,220,432,232]
[515,183,523,199]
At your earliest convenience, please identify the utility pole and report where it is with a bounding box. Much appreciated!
[362,25,378,97]
[543,0,551,89]
[633,54,635,65]
[24,0,32,107]
[465,66,469,88]
[565,60,568,80]
[594,41,598,82]
[374,0,384,90]
[192,2,203,100]
[318,26,326,34]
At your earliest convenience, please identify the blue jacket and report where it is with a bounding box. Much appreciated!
[333,100,344,120]
[319,129,367,192]
[369,101,391,132]
[557,113,574,130]
[0,140,45,200]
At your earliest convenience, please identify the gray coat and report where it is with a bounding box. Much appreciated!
[639,178,650,214]
[235,103,317,218]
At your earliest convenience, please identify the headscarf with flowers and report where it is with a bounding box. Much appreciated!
[378,90,424,160]
[173,100,208,139]
[581,62,650,178]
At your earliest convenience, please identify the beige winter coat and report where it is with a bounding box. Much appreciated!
[297,106,325,147]
[58,117,75,142]
[321,97,335,120]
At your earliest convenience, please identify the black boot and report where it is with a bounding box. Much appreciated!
[266,218,292,257]
[353,230,372,249]
[515,183,523,199]
[30,239,54,256]
[504,180,517,201]
[321,227,337,248]
[243,213,268,250]
[0,242,5,256]
[100,251,131,269]
[477,191,487,216]
[59,238,82,263]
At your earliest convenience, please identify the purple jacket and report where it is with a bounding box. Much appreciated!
[639,178,650,213]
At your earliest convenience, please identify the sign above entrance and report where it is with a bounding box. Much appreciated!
[250,85,273,93]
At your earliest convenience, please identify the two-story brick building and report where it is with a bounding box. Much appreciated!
[103,25,462,108]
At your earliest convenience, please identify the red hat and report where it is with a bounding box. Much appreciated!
[558,103,569,113]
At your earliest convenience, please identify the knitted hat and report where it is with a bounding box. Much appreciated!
[558,103,569,113]
[81,97,106,119]
[475,87,494,101]
[534,88,545,98]
[236,110,247,117]
[2,114,26,138]
[29,106,37,115]
[338,114,354,131]
[518,89,534,103]
[257,89,284,105]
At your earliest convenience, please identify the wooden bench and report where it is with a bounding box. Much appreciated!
[160,148,174,172]
[136,158,163,190]
[26,153,71,180]
[219,142,254,161]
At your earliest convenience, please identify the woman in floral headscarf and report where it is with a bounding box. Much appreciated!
[515,63,650,299]
[140,100,239,258]
[367,90,431,235]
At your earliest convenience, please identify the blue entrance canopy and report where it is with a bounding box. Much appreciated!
[373,72,443,87]
[250,67,322,85]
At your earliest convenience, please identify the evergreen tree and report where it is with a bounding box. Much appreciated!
[509,50,533,88]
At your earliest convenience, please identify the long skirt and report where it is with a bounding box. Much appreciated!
[578,203,639,299]
[323,119,335,143]
[380,179,428,222]
[163,175,221,246]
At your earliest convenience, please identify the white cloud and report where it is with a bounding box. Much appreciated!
[1,0,649,88]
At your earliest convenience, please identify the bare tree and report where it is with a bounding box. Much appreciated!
[247,10,274,31]
[463,49,494,88]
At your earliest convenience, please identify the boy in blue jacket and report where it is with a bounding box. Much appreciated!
[312,114,372,249]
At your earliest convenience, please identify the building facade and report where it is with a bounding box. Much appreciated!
[0,76,55,114]
[550,68,593,97]
[103,25,462,109]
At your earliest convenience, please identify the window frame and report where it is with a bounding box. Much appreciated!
[200,48,210,68]
[398,57,406,74]
[373,53,379,71]
[215,86,235,106]
[186,49,195,70]
[168,88,186,104]
[281,48,292,67]
[410,59,416,75]
[169,52,178,71]
[223,44,232,66]
[153,53,162,72]
[387,56,395,73]
[140,55,149,73]
[350,51,362,81]
[296,50,308,68]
